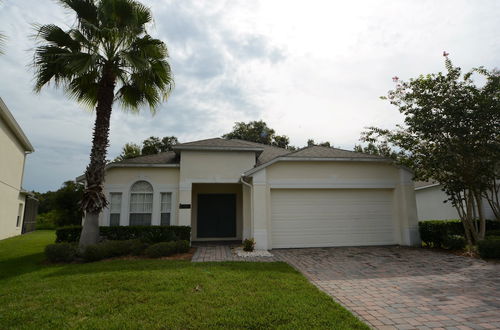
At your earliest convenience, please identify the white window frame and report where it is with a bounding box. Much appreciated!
[129,181,154,226]
[109,192,122,226]
[160,192,172,226]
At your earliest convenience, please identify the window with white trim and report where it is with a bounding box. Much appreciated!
[129,181,153,226]
[160,193,172,226]
[109,193,122,226]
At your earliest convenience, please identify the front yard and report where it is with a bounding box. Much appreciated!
[0,231,367,329]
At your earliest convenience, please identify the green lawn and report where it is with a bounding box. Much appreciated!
[0,231,367,329]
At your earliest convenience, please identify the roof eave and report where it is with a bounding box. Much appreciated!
[0,97,34,152]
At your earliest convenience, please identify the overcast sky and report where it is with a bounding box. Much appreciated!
[0,0,499,192]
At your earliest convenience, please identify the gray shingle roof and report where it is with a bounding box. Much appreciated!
[115,151,178,164]
[110,138,387,168]
[285,145,385,159]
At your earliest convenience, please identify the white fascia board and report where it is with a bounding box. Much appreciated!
[0,97,34,152]
[414,183,441,191]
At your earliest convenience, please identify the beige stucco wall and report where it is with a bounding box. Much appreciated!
[178,150,256,227]
[250,161,419,249]
[0,117,27,240]
[100,167,180,226]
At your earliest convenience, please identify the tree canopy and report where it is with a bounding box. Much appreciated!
[115,135,179,161]
[222,120,294,149]
[363,54,500,243]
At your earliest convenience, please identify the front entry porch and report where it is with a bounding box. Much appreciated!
[190,183,248,242]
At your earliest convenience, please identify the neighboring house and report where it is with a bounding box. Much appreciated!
[415,181,497,221]
[79,138,419,250]
[0,97,35,240]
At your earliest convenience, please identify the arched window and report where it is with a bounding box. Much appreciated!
[129,181,153,226]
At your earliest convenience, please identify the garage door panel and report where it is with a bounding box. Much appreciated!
[271,189,395,248]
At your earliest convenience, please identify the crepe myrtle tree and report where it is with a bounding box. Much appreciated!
[33,0,174,249]
[363,53,499,244]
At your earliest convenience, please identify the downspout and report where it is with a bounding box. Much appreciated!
[240,175,253,240]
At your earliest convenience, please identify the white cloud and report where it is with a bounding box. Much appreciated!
[0,0,498,191]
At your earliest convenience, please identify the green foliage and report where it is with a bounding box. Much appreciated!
[353,142,406,162]
[307,139,333,148]
[419,220,463,248]
[365,55,500,242]
[35,211,58,230]
[114,143,141,161]
[144,241,177,258]
[477,237,500,259]
[243,238,256,252]
[33,181,84,227]
[223,120,295,149]
[45,243,76,263]
[144,240,188,258]
[56,225,191,243]
[419,220,500,248]
[174,240,190,253]
[443,235,466,250]
[33,0,174,111]
[82,239,148,262]
[115,136,179,161]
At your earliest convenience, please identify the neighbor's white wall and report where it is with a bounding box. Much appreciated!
[0,116,27,240]
[415,185,498,221]
[100,167,180,226]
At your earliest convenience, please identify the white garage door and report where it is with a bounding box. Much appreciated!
[271,189,396,248]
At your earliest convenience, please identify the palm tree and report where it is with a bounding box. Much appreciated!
[33,0,174,249]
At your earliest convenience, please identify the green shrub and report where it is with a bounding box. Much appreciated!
[56,225,191,243]
[442,235,466,250]
[82,239,148,262]
[45,243,76,263]
[243,238,256,252]
[418,220,463,248]
[175,240,190,253]
[145,241,177,258]
[477,236,500,259]
[486,229,500,237]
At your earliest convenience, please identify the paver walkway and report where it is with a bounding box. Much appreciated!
[273,246,500,330]
[191,243,277,262]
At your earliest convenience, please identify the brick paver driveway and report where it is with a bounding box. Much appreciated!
[273,247,500,330]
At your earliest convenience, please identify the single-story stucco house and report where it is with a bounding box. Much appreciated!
[83,138,419,250]
[0,97,35,240]
[415,181,498,221]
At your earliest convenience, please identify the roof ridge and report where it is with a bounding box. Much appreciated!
[229,138,290,151]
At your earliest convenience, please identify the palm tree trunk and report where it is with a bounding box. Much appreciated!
[79,66,116,250]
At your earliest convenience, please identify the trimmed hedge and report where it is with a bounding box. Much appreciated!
[82,239,149,262]
[419,220,500,248]
[144,240,190,258]
[56,225,191,243]
[45,243,77,263]
[477,236,500,259]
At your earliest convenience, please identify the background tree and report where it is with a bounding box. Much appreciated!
[160,136,179,151]
[114,143,141,161]
[223,120,295,149]
[34,181,84,228]
[364,54,500,244]
[141,136,163,155]
[353,141,409,164]
[33,0,174,249]
[307,139,332,147]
